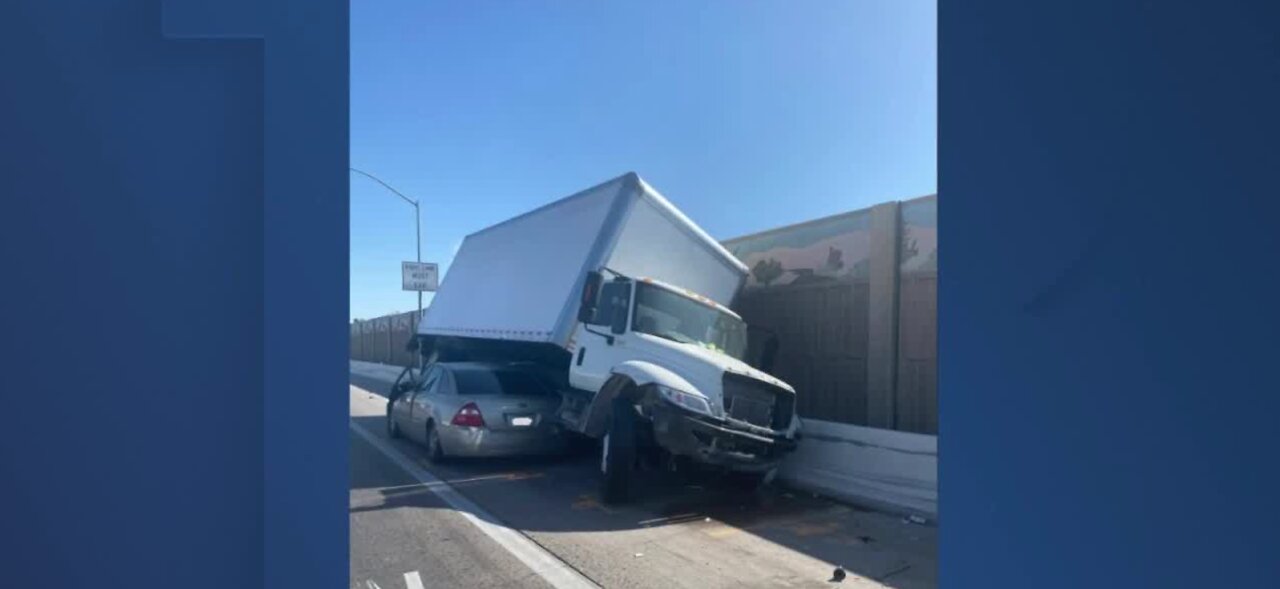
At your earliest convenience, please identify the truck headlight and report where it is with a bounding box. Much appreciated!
[656,385,714,417]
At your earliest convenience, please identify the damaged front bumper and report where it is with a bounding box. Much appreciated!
[649,401,798,473]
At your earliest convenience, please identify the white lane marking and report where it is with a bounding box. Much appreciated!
[364,581,381,589]
[350,420,600,589]
[403,571,425,589]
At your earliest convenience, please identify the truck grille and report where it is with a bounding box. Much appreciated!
[722,373,794,430]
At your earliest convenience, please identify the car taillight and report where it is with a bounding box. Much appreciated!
[451,402,486,428]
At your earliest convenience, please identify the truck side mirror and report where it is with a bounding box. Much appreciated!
[577,271,603,323]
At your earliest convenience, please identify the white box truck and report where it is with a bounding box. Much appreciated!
[416,172,800,502]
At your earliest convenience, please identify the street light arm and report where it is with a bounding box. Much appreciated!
[350,166,419,207]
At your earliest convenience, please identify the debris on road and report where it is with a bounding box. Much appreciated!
[829,566,846,583]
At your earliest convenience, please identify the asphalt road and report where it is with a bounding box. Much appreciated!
[349,370,936,589]
[350,428,557,589]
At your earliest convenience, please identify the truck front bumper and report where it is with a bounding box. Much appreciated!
[650,404,798,473]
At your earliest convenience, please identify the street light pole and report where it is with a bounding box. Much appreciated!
[350,167,424,366]
[414,199,421,318]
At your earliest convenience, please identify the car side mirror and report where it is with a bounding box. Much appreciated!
[577,271,602,323]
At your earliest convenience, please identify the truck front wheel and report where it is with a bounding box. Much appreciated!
[600,397,638,504]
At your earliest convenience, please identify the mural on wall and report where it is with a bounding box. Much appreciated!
[900,197,937,274]
[725,210,872,289]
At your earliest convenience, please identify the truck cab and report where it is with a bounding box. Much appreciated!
[566,271,800,502]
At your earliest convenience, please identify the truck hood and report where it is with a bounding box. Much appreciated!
[632,332,795,395]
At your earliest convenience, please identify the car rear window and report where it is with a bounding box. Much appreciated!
[453,368,552,397]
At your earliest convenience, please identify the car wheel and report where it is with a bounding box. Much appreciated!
[425,422,447,464]
[387,408,401,439]
[600,397,637,504]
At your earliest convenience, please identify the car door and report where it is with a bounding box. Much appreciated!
[388,366,416,424]
[408,366,444,442]
[389,369,421,434]
[396,366,432,441]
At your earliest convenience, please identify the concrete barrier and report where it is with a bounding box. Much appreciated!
[781,419,937,518]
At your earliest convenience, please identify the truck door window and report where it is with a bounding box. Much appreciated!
[587,281,631,327]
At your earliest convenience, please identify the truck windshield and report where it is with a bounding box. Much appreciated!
[631,283,748,361]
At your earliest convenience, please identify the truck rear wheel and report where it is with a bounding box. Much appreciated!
[600,398,638,504]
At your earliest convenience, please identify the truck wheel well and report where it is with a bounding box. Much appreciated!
[614,377,643,401]
[583,375,640,438]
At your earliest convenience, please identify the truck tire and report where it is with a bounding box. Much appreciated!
[600,398,638,504]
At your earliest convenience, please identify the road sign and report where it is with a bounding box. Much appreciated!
[402,261,439,292]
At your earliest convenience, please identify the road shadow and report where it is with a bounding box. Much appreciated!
[350,372,935,588]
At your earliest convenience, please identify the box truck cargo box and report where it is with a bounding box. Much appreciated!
[421,172,747,346]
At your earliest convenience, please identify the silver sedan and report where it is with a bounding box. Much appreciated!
[386,362,568,462]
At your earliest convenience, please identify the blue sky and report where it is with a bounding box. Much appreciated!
[351,1,935,320]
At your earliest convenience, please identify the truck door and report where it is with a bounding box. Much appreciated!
[570,280,633,392]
